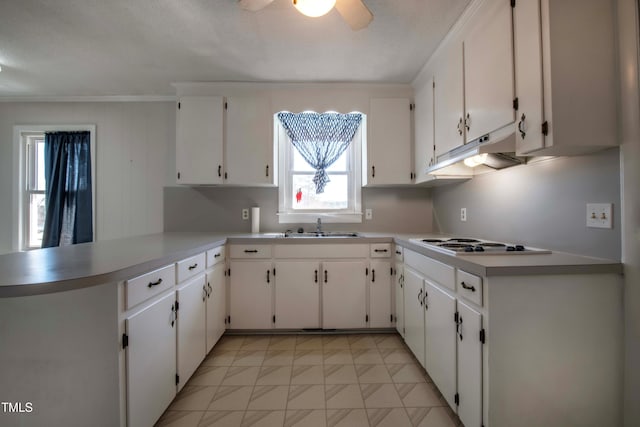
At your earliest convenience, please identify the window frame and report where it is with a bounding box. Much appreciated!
[276,113,364,224]
[13,125,97,251]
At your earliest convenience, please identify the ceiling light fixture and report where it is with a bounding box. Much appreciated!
[292,0,336,17]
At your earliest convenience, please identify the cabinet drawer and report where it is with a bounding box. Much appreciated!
[125,264,175,309]
[230,245,272,259]
[394,246,404,262]
[370,243,392,258]
[457,270,483,306]
[404,249,455,290]
[207,245,226,268]
[176,253,206,283]
[274,244,368,259]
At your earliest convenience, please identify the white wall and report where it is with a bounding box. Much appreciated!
[0,102,176,254]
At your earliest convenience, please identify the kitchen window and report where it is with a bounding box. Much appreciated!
[14,125,96,251]
[276,111,364,223]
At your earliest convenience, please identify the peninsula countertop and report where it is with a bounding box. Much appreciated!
[0,232,623,298]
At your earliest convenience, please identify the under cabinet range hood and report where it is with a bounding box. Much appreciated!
[426,127,524,177]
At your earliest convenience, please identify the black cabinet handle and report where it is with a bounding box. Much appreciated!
[395,250,401,255]
[244,249,258,253]
[372,269,376,282]
[458,316,464,341]
[518,113,526,139]
[214,253,221,258]
[267,270,270,283]
[423,291,428,310]
[266,165,269,177]
[314,270,318,283]
[207,282,212,296]
[218,165,222,177]
[372,165,375,177]
[465,113,471,131]
[418,288,423,306]
[188,263,198,270]
[324,270,328,283]
[171,304,176,327]
[374,249,388,253]
[460,281,476,292]
[202,285,207,301]
[457,117,463,135]
[148,278,163,288]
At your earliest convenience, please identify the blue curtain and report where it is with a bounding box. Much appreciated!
[277,112,362,193]
[42,131,93,248]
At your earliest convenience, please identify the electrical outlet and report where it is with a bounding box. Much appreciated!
[587,203,613,229]
[460,208,467,222]
[242,208,249,220]
[365,208,373,220]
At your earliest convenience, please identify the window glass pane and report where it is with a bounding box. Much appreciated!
[35,140,46,191]
[28,193,46,248]
[292,145,348,172]
[291,174,348,210]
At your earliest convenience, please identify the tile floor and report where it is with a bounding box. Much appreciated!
[155,333,462,427]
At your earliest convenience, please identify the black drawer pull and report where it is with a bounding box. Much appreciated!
[324,270,328,283]
[148,278,163,288]
[218,165,222,177]
[314,270,318,283]
[460,281,476,292]
[374,249,388,253]
[372,269,376,282]
[214,253,221,258]
[395,250,401,255]
[244,249,258,253]
[188,263,198,270]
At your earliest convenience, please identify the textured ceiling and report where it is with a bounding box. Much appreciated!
[0,0,470,97]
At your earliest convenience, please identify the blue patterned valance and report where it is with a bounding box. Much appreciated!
[277,111,362,193]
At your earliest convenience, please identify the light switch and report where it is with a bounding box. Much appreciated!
[586,203,613,229]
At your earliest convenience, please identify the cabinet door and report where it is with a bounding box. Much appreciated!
[274,261,321,329]
[176,96,224,184]
[225,96,275,185]
[126,292,176,427]
[424,281,457,409]
[322,261,367,329]
[229,261,273,329]
[206,265,226,353]
[414,76,435,182]
[369,260,392,328]
[366,98,412,185]
[464,0,515,142]
[403,267,425,366]
[434,41,465,158]
[177,274,207,391]
[457,300,483,427]
[395,264,405,337]
[513,0,545,154]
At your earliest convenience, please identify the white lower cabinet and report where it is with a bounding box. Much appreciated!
[274,261,321,329]
[369,260,393,328]
[125,292,177,427]
[457,300,483,427]
[176,274,207,391]
[403,266,425,366]
[394,263,405,337]
[322,260,368,329]
[205,264,226,353]
[229,260,273,329]
[424,280,457,409]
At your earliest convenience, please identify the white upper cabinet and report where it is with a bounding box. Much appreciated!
[176,96,224,185]
[434,40,465,159]
[176,95,275,186]
[513,0,617,156]
[463,0,515,142]
[413,75,435,182]
[365,98,413,185]
[225,96,275,185]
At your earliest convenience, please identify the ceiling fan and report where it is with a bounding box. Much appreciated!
[238,0,374,30]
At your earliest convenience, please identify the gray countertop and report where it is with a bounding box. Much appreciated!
[0,232,622,298]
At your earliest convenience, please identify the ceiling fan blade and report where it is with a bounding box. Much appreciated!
[335,0,373,30]
[238,0,275,12]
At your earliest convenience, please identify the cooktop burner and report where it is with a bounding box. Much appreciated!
[411,237,551,255]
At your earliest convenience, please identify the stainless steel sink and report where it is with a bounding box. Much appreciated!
[284,231,360,238]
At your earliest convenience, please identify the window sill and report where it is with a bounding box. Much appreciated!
[277,212,362,224]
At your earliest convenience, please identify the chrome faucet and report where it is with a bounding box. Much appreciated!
[316,217,323,234]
